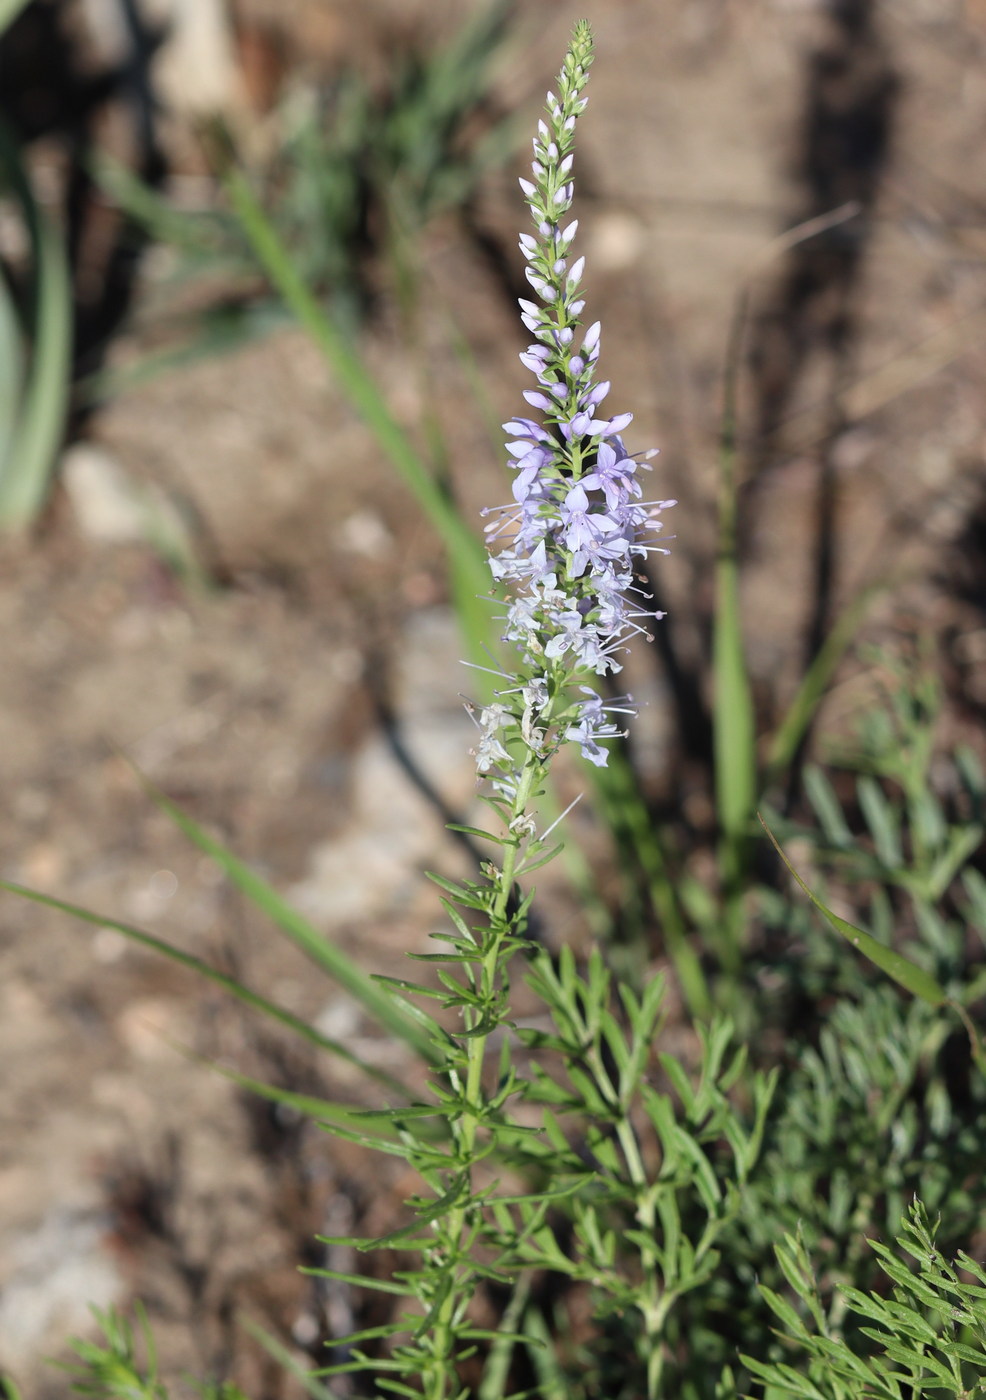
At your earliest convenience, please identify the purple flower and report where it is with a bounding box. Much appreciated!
[565,689,635,766]
[581,440,641,510]
[472,19,673,779]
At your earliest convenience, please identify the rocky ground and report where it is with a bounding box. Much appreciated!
[1,0,986,1394]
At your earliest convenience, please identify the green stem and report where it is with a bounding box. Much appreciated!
[617,1124,667,1400]
[424,750,544,1397]
[713,288,756,973]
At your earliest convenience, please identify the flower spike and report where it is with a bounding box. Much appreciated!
[471,20,673,785]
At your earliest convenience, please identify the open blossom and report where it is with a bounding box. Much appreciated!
[471,20,673,785]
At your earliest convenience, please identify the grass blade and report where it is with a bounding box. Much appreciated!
[763,583,882,786]
[713,542,756,862]
[757,814,946,1005]
[477,1274,533,1400]
[195,1058,418,1145]
[137,775,440,1065]
[93,151,224,253]
[238,1317,337,1400]
[223,168,493,667]
[0,0,30,31]
[0,118,72,529]
[0,878,413,1093]
[712,294,756,965]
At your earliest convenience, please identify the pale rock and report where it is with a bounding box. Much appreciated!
[288,609,475,926]
[62,444,146,543]
[587,211,646,273]
[0,1207,122,1363]
[78,0,243,114]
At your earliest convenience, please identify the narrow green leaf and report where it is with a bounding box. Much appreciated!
[310,1121,421,1160]
[0,119,72,529]
[520,1306,569,1400]
[477,1274,533,1400]
[372,974,448,1002]
[198,1058,415,1144]
[0,0,31,34]
[437,897,479,942]
[425,870,488,909]
[0,878,416,1098]
[356,1178,468,1251]
[136,773,440,1063]
[238,1316,336,1400]
[297,1267,409,1296]
[858,775,902,869]
[516,842,564,877]
[758,814,947,1005]
[657,1052,696,1114]
[763,584,881,784]
[223,168,493,669]
[713,555,756,847]
[445,822,505,845]
[804,765,853,847]
[93,152,221,252]
[714,302,756,907]
[755,1286,807,1342]
[927,823,983,900]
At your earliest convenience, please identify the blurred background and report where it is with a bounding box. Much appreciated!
[1,0,985,1393]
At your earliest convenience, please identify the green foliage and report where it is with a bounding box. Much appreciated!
[274,0,516,313]
[761,657,986,1035]
[223,166,494,671]
[56,1305,252,1399]
[59,1306,168,1400]
[4,16,986,1400]
[802,659,985,920]
[760,815,948,1006]
[0,118,72,529]
[95,1,515,351]
[0,0,30,36]
[745,1202,986,1400]
[513,950,777,1399]
[749,985,986,1277]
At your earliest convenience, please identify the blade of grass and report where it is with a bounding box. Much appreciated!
[477,1273,533,1400]
[0,877,413,1094]
[757,814,946,1005]
[77,302,287,409]
[762,581,884,787]
[238,1317,337,1400]
[596,748,710,1020]
[0,0,30,31]
[713,287,756,962]
[711,203,863,951]
[135,772,441,1065]
[93,151,225,253]
[0,118,72,529]
[224,168,493,667]
[712,204,864,934]
[191,1057,423,1145]
[520,1304,568,1400]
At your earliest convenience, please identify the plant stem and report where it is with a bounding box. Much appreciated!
[424,750,543,1397]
